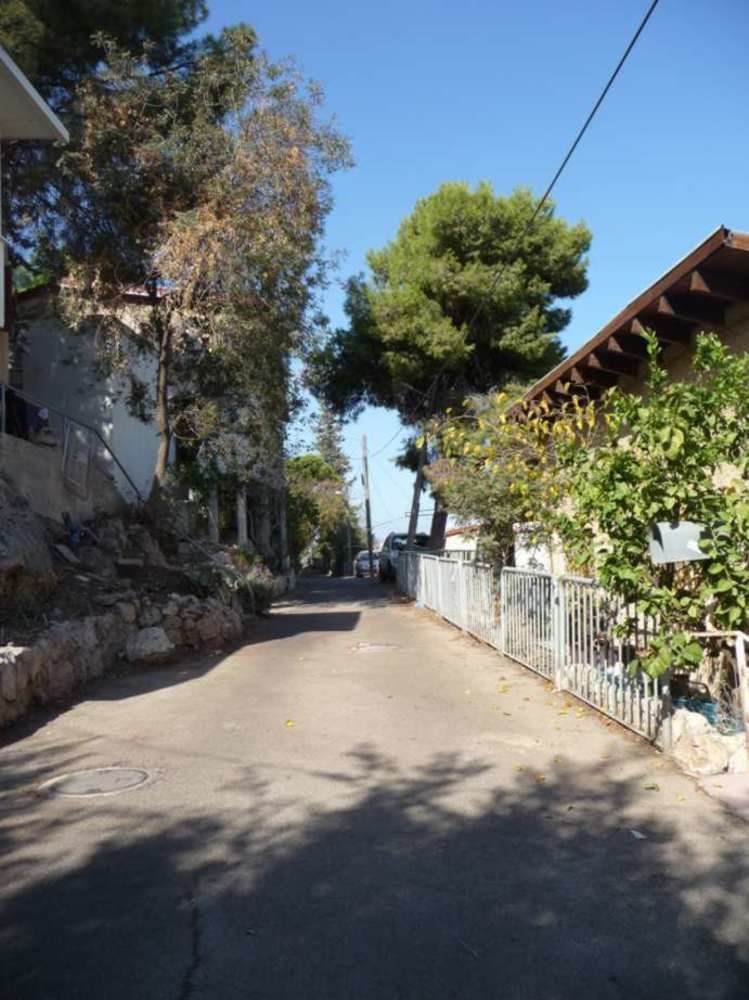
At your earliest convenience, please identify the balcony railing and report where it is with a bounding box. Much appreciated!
[0,381,144,506]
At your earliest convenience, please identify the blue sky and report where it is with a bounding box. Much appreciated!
[207,0,749,538]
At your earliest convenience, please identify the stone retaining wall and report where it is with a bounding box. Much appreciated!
[0,592,244,727]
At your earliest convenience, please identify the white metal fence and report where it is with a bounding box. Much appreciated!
[398,551,501,648]
[397,552,672,745]
[502,567,556,679]
[557,574,670,744]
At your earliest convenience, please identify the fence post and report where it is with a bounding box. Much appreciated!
[735,633,749,756]
[659,673,673,752]
[552,576,566,691]
[499,568,507,655]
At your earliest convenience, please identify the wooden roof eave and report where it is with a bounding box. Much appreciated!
[524,225,746,404]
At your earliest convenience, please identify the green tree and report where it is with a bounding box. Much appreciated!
[310,182,590,540]
[313,407,351,481]
[311,182,591,420]
[55,29,350,497]
[286,454,348,572]
[1,0,207,265]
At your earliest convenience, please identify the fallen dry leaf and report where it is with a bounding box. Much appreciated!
[284,719,295,728]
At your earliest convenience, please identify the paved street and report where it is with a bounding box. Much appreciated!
[1,576,748,999]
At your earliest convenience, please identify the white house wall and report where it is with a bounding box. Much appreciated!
[20,315,163,500]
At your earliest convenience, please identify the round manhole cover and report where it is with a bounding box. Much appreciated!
[39,767,149,798]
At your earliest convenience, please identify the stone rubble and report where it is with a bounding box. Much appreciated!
[670,707,747,776]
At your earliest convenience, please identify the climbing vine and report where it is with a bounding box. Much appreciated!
[432,332,749,676]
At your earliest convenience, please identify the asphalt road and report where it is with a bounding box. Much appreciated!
[1,576,748,999]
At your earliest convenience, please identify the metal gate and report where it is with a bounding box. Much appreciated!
[500,568,670,744]
[557,574,670,744]
[501,567,556,679]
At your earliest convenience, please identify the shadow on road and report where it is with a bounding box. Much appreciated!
[2,743,748,999]
[0,577,371,744]
[279,574,395,609]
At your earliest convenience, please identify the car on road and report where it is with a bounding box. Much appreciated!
[378,532,429,581]
[354,550,379,577]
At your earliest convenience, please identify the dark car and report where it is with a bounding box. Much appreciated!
[378,532,429,581]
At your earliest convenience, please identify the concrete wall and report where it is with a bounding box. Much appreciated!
[0,431,123,522]
[444,531,477,552]
[513,524,567,575]
[18,309,163,500]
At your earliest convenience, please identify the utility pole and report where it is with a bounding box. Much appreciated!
[361,434,375,578]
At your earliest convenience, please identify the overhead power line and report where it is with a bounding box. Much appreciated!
[350,0,661,520]
[465,0,661,335]
[372,509,436,530]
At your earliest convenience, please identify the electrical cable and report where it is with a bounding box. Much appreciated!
[347,1,661,515]
[465,0,661,335]
[372,509,436,530]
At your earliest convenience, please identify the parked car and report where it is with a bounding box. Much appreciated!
[378,532,429,581]
[354,550,379,577]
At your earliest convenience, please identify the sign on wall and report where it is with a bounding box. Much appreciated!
[62,419,93,496]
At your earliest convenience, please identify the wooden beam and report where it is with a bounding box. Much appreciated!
[656,293,724,329]
[630,316,693,346]
[554,379,601,400]
[689,268,749,303]
[585,350,640,378]
[522,226,734,403]
[570,365,618,389]
[606,333,649,359]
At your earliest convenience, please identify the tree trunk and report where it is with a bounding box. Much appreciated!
[406,438,427,547]
[236,485,248,547]
[278,490,290,573]
[255,485,273,562]
[150,312,172,500]
[429,494,448,550]
[208,486,220,543]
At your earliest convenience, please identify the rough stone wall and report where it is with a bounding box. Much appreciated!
[0,592,243,727]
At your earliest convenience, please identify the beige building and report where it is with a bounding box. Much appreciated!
[524,226,749,405]
[517,226,749,575]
